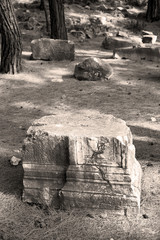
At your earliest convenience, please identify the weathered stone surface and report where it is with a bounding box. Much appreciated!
[22,111,142,214]
[74,57,113,81]
[117,31,128,38]
[22,132,69,208]
[31,38,75,61]
[102,36,134,50]
[142,35,157,44]
[113,47,160,62]
[63,134,142,213]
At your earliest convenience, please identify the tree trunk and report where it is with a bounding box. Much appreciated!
[0,0,22,74]
[146,0,160,21]
[48,0,67,40]
[40,0,44,10]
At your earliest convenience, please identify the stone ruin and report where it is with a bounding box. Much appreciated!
[22,111,142,215]
[74,57,113,81]
[31,38,75,61]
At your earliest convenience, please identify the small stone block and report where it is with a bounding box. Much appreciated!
[142,35,157,44]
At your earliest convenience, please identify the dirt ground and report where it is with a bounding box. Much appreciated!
[0,1,160,240]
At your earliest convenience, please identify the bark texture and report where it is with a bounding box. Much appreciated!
[146,0,160,21]
[48,0,68,40]
[0,0,22,74]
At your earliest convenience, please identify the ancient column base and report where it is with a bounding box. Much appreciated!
[22,111,142,214]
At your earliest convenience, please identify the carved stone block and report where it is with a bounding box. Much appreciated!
[22,111,142,214]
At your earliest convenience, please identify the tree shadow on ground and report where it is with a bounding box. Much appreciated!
[129,125,160,161]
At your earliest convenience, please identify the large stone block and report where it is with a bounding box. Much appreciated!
[102,36,134,50]
[113,47,160,62]
[22,111,142,214]
[31,38,75,61]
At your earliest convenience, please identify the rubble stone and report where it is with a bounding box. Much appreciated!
[31,38,75,61]
[74,57,113,81]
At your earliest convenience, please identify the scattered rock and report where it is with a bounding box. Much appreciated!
[98,16,107,25]
[34,219,47,228]
[117,7,124,11]
[74,57,113,81]
[65,17,74,30]
[70,30,86,40]
[85,30,94,39]
[26,17,41,30]
[85,5,90,10]
[143,214,149,219]
[19,126,26,130]
[151,117,156,122]
[150,154,155,158]
[31,38,75,61]
[146,162,153,167]
[102,36,134,50]
[97,5,115,13]
[117,31,128,38]
[10,156,21,166]
[86,213,94,218]
[16,9,30,21]
[142,35,157,44]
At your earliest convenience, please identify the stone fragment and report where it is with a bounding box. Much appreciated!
[10,156,21,166]
[31,38,75,61]
[117,31,128,38]
[102,36,134,50]
[74,57,113,81]
[142,35,157,44]
[97,4,110,12]
[26,17,41,30]
[70,30,86,40]
[113,47,160,62]
[142,30,153,36]
[22,111,142,214]
[117,7,124,11]
[85,30,94,39]
[65,17,73,30]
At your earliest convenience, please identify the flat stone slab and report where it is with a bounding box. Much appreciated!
[22,111,142,214]
[102,36,135,50]
[31,38,75,61]
[113,47,160,62]
[74,57,113,81]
